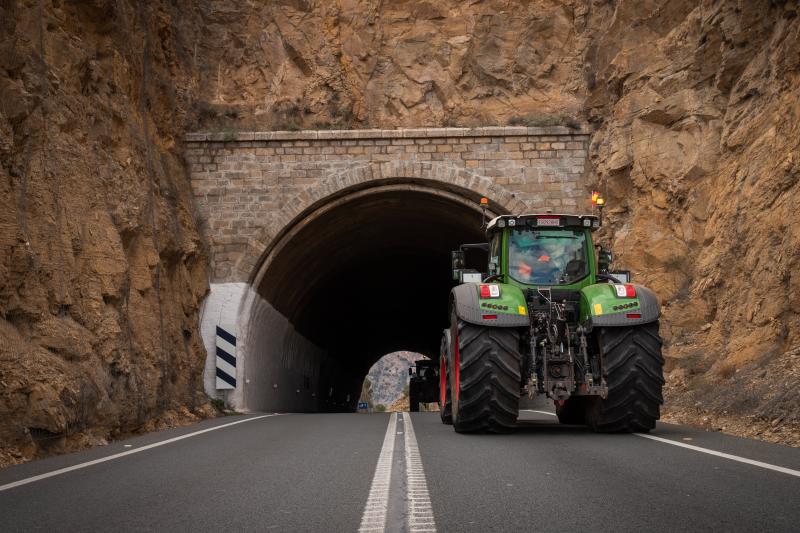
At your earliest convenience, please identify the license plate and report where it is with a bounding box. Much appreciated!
[537,218,560,226]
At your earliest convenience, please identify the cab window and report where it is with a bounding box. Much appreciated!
[508,229,588,285]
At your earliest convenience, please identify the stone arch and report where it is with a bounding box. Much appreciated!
[236,160,529,281]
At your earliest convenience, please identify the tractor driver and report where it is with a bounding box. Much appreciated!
[510,231,560,284]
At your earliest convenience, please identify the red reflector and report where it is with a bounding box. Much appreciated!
[479,284,501,298]
[626,313,642,319]
[624,284,636,298]
[482,314,498,320]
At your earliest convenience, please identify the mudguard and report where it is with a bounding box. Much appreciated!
[450,283,530,327]
[581,283,660,329]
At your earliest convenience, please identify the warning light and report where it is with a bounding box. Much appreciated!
[479,197,490,229]
[596,197,605,206]
[591,191,599,204]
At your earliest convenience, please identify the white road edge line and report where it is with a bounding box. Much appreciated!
[522,409,799,478]
[404,413,437,533]
[0,414,282,492]
[634,433,800,478]
[358,412,397,533]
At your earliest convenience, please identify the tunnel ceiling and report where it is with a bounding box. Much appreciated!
[255,187,490,375]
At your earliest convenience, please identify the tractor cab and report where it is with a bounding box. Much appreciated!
[487,214,599,290]
[451,213,629,290]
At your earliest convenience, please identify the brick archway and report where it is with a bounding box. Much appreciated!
[187,126,589,283]
[239,160,528,283]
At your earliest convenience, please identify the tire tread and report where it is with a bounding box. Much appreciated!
[453,322,521,433]
[587,322,665,433]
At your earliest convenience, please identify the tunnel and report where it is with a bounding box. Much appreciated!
[239,180,506,412]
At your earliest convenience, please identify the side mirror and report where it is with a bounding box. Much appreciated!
[609,270,631,283]
[408,367,414,376]
[451,250,465,281]
[597,248,613,274]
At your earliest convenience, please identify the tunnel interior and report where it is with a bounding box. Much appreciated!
[248,183,496,411]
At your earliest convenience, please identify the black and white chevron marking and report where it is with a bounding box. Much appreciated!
[215,325,237,389]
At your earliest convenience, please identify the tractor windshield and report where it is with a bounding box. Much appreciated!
[508,228,589,285]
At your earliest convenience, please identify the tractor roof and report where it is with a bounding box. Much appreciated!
[486,213,601,233]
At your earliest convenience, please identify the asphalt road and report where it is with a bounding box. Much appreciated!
[1,410,798,532]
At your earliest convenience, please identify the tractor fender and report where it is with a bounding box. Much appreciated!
[450,283,530,328]
[583,284,660,329]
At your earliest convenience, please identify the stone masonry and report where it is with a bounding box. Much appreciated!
[186,126,589,282]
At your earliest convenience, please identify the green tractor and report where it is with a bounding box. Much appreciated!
[440,210,664,433]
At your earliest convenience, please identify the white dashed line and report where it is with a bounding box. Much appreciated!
[0,414,282,492]
[634,433,800,478]
[358,413,397,533]
[403,413,438,533]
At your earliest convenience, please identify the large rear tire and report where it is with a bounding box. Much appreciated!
[586,322,664,433]
[450,316,521,433]
[439,332,453,425]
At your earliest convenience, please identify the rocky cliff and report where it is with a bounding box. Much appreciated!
[0,1,213,466]
[2,0,798,465]
[584,0,800,443]
[364,351,422,409]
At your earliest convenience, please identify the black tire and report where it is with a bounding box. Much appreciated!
[409,383,420,412]
[586,322,664,433]
[556,396,587,425]
[439,331,453,424]
[450,316,521,433]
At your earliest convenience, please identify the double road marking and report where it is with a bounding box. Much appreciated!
[359,413,437,533]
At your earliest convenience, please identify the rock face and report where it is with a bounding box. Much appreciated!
[190,0,588,129]
[364,352,422,409]
[0,1,212,465]
[584,1,800,443]
[2,0,799,462]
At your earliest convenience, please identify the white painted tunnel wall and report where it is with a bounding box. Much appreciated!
[200,283,328,412]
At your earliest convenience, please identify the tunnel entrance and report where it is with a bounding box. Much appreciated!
[240,181,505,412]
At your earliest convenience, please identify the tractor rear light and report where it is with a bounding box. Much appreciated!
[479,284,501,299]
[482,314,498,320]
[614,284,637,298]
[626,313,642,319]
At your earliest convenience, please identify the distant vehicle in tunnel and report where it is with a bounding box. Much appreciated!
[408,359,439,412]
[440,197,664,434]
